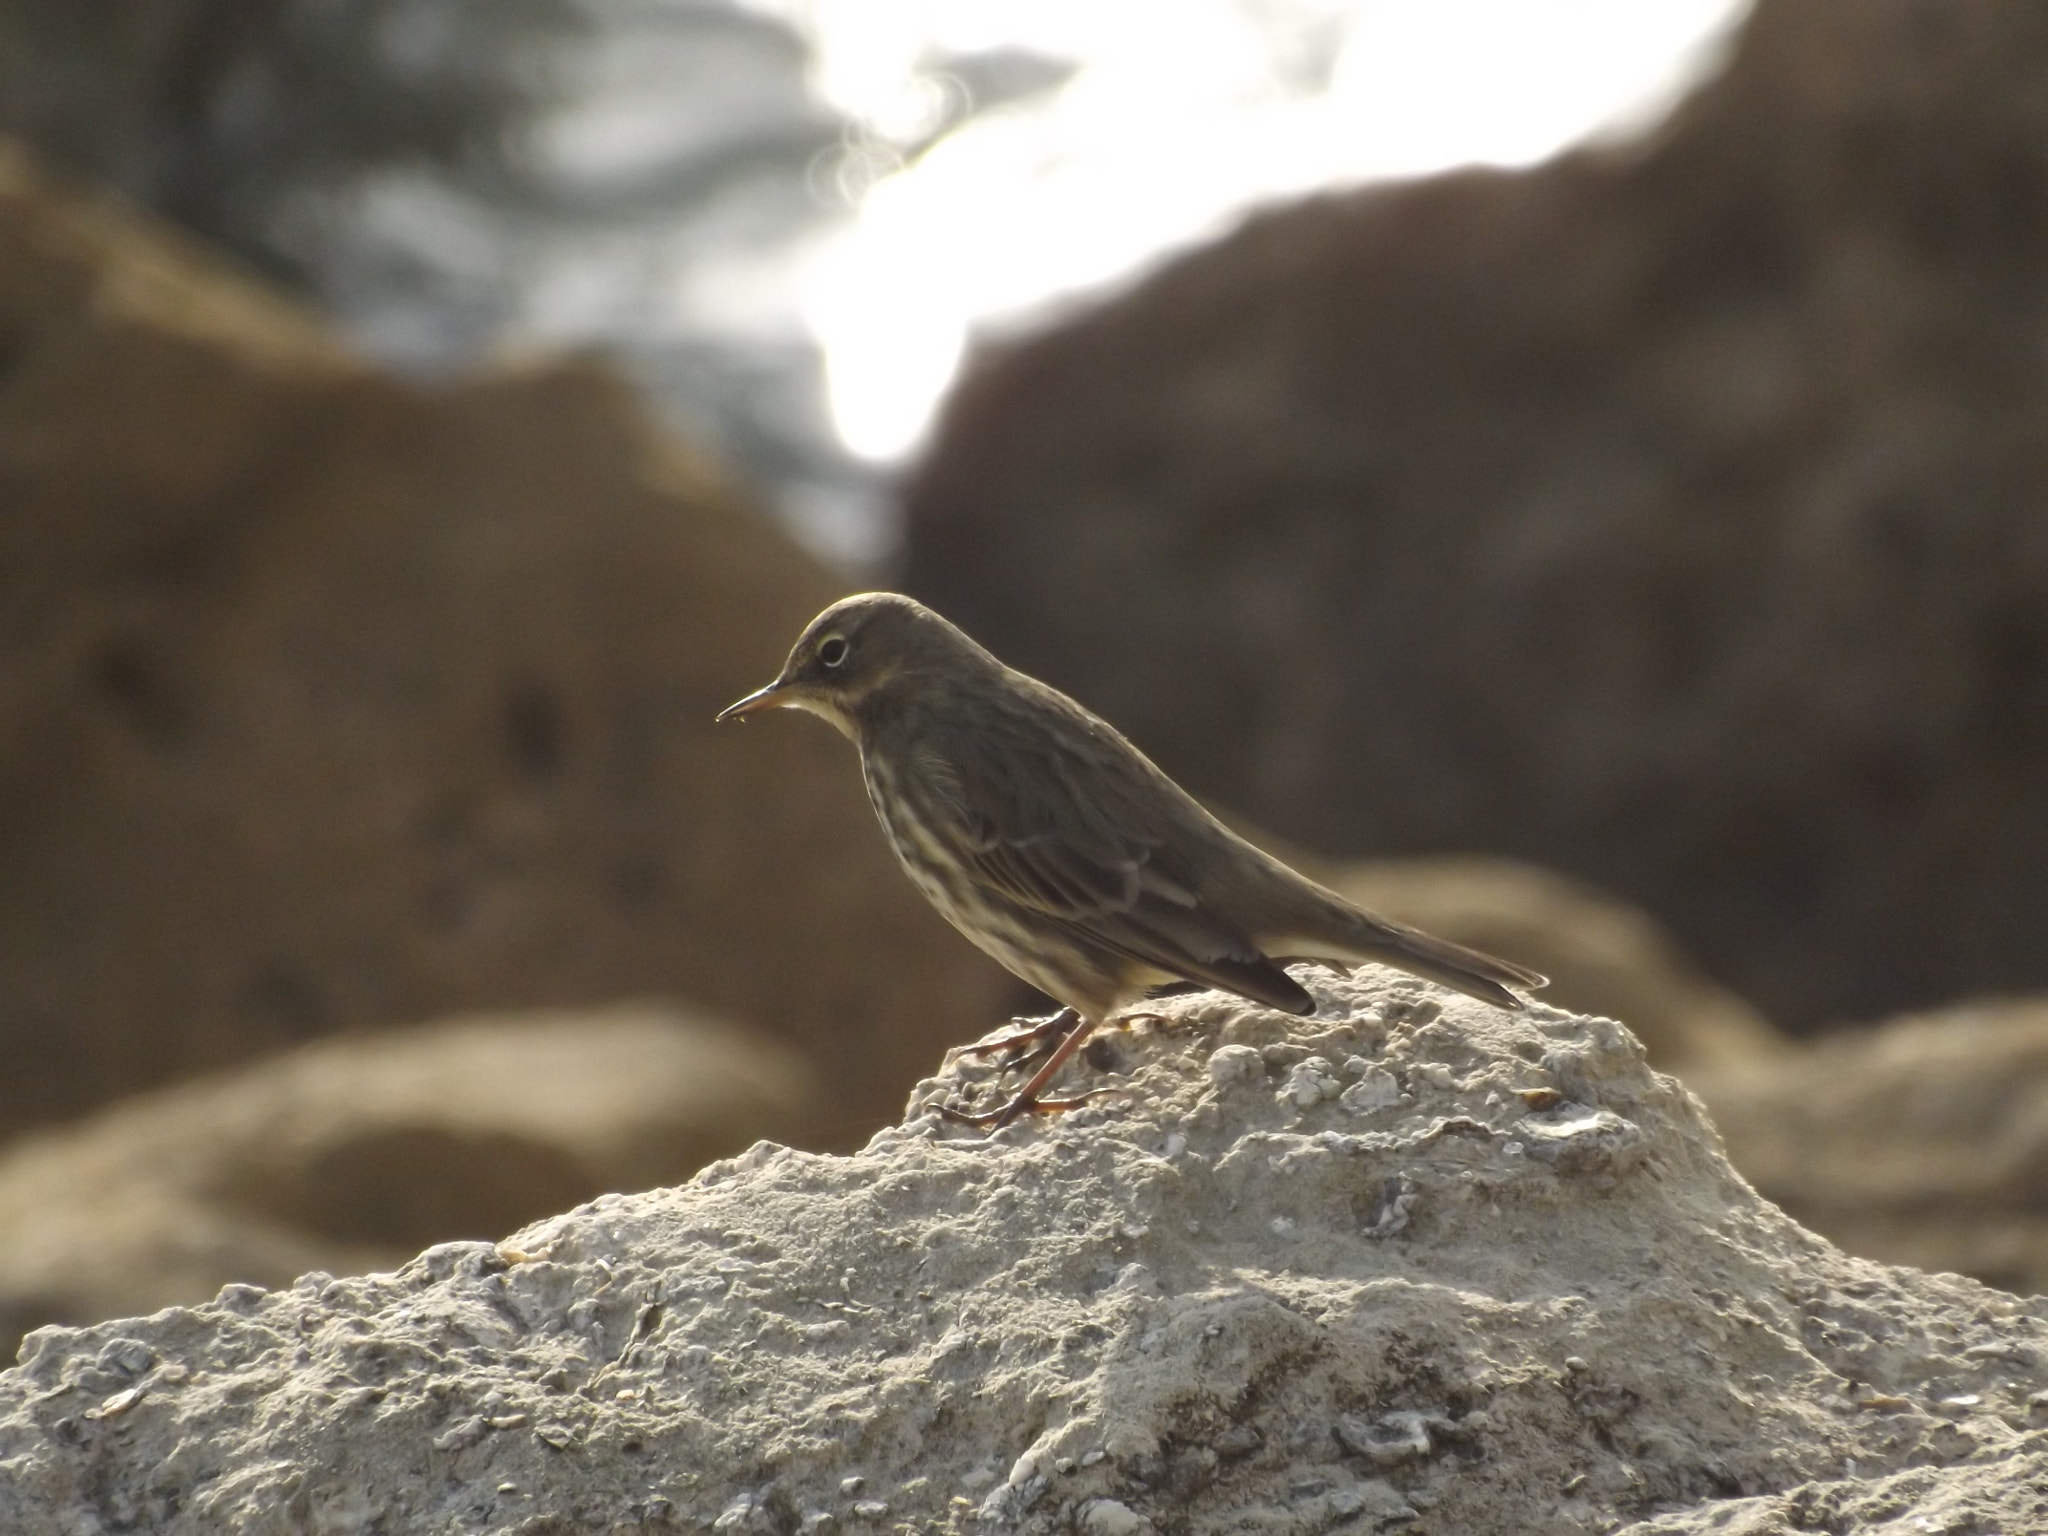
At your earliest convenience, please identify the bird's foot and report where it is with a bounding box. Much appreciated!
[937,1085,1127,1133]
[951,1006,1085,1068]
[1107,1009,1171,1034]
[940,1009,1106,1133]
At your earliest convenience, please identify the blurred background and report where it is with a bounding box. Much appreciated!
[5,0,2048,1352]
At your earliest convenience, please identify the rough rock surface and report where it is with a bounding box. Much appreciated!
[4,974,2045,1535]
[0,141,1012,1141]
[1694,998,2048,1300]
[903,0,2048,1032]
[0,1004,814,1358]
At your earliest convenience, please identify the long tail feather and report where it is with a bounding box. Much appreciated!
[1354,921,1545,1009]
[1276,910,1547,1011]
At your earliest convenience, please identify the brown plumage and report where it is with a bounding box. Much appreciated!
[719,592,1545,1129]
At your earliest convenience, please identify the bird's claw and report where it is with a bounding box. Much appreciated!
[1109,1010,1170,1033]
[950,1007,1085,1068]
[936,1086,1128,1133]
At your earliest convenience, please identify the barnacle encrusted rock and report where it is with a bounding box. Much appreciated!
[2,974,2044,1534]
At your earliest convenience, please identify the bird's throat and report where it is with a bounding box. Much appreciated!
[787,693,858,741]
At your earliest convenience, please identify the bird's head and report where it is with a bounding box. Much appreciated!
[716,591,993,739]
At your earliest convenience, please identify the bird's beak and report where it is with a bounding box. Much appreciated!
[716,679,791,722]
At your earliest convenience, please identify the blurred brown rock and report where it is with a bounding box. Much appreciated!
[1321,856,1781,1071]
[0,1003,814,1356]
[1692,1000,2048,1297]
[0,141,1013,1143]
[903,0,2048,1032]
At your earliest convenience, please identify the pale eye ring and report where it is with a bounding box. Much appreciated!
[818,634,849,668]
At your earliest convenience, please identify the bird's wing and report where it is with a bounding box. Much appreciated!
[929,693,1315,1016]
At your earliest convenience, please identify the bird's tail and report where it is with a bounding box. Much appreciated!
[1354,920,1547,1010]
[1275,905,1548,1011]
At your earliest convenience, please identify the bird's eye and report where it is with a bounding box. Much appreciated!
[818,634,850,668]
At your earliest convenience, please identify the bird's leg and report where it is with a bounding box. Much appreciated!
[939,1013,1109,1132]
[950,1005,1085,1067]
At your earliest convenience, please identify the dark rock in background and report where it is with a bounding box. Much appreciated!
[903,0,2048,1031]
[0,142,1014,1144]
[0,1003,813,1357]
[1690,998,2048,1298]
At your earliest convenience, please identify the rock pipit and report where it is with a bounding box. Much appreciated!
[720,593,1545,1130]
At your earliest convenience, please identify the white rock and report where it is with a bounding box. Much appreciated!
[1206,1044,1264,1085]
[1078,1497,1153,1536]
[1282,1057,1343,1108]
[1340,1067,1403,1114]
[1,978,2043,1536]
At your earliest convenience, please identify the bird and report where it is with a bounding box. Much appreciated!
[718,592,1545,1131]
